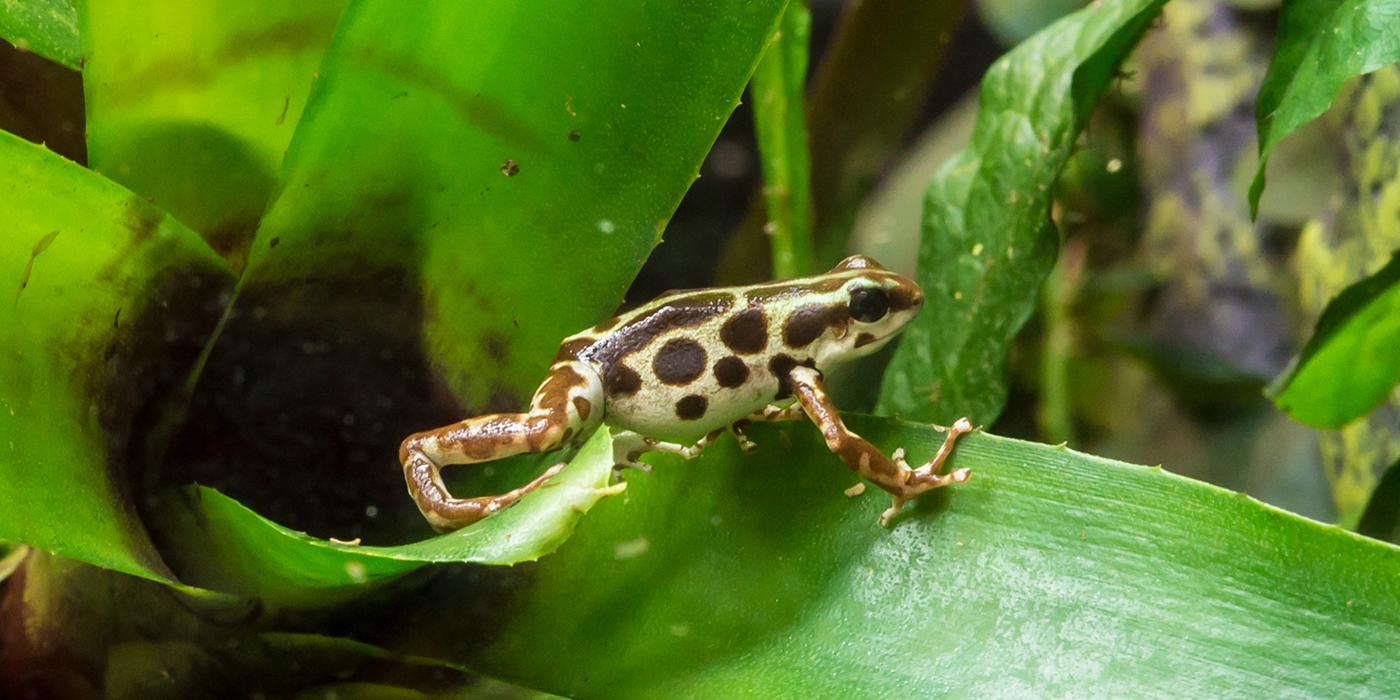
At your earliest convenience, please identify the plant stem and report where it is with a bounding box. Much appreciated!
[751,0,815,279]
[1037,238,1082,445]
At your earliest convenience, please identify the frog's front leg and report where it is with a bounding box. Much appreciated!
[726,402,806,452]
[400,361,603,532]
[785,365,972,527]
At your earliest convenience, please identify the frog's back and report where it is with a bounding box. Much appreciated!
[553,275,861,441]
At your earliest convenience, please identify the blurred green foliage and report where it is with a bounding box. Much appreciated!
[2,0,1400,696]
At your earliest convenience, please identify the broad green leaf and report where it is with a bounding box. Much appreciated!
[78,0,347,262]
[1359,456,1400,543]
[451,417,1400,698]
[751,0,816,278]
[150,430,619,607]
[0,0,78,69]
[1270,252,1400,427]
[0,132,231,584]
[1249,0,1400,217]
[242,0,786,408]
[878,0,1167,424]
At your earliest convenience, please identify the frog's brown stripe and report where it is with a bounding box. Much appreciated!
[575,291,735,395]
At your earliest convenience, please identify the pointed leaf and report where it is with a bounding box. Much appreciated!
[878,0,1167,424]
[1249,0,1400,217]
[1270,251,1400,427]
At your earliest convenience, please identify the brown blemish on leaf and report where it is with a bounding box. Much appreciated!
[501,159,519,177]
[15,230,58,299]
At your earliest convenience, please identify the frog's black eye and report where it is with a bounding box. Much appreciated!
[848,287,889,323]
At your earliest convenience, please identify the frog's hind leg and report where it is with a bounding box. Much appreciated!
[400,360,604,532]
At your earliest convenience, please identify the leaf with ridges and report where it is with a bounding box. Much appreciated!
[448,416,1400,698]
[878,0,1167,424]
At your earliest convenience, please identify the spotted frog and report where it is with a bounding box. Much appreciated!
[400,255,973,531]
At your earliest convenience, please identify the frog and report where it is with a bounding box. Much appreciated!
[400,254,973,532]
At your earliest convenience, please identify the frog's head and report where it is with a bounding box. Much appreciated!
[803,254,924,366]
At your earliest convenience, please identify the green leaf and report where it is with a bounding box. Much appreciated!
[1270,251,1400,427]
[0,131,232,584]
[0,0,79,69]
[241,0,786,407]
[78,0,347,261]
[1249,0,1400,217]
[149,430,620,607]
[455,417,1400,698]
[1358,456,1400,543]
[878,0,1167,424]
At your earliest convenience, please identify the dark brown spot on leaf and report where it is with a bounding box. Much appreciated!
[605,364,641,396]
[501,159,519,177]
[568,130,581,142]
[720,307,768,354]
[653,338,706,385]
[713,356,749,388]
[675,394,708,420]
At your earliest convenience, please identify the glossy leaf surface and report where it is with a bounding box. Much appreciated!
[878,0,1167,424]
[1271,252,1400,427]
[0,0,78,69]
[78,0,347,261]
[0,132,231,583]
[150,431,619,607]
[465,417,1400,698]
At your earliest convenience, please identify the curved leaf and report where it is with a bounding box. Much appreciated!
[878,0,1167,424]
[245,0,785,403]
[1249,0,1400,217]
[459,417,1400,698]
[150,430,619,607]
[0,0,78,69]
[172,0,785,537]
[1270,251,1400,427]
[78,0,347,261]
[0,132,231,584]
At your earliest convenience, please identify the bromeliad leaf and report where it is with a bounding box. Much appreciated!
[148,429,620,608]
[0,132,232,584]
[78,0,347,263]
[878,0,1167,425]
[1249,0,1400,217]
[0,0,79,69]
[454,417,1400,698]
[168,0,786,538]
[1270,251,1400,428]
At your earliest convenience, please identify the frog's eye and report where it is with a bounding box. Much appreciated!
[848,287,890,323]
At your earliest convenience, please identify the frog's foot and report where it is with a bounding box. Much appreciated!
[406,457,566,532]
[893,417,974,489]
[728,421,759,453]
[611,429,724,474]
